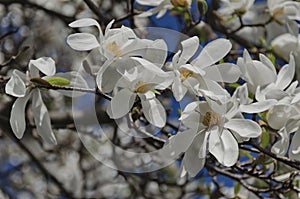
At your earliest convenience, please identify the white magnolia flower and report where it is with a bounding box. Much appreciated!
[169,36,202,101]
[232,83,276,114]
[237,49,277,93]
[267,0,300,23]
[137,0,192,18]
[272,33,300,81]
[67,18,168,93]
[161,100,261,177]
[5,57,57,144]
[218,0,255,17]
[170,37,240,103]
[107,62,172,128]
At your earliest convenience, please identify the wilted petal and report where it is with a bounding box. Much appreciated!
[192,39,232,68]
[5,70,26,97]
[109,88,135,119]
[271,128,289,156]
[209,128,238,166]
[67,33,100,51]
[275,54,295,90]
[10,92,31,139]
[29,57,56,77]
[224,119,262,138]
[141,97,166,128]
[182,131,208,177]
[240,99,277,113]
[160,129,198,158]
[203,63,241,83]
[289,129,300,161]
[31,90,57,144]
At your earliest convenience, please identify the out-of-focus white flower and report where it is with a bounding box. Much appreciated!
[107,63,172,128]
[136,0,192,18]
[272,33,300,81]
[5,57,57,144]
[267,0,300,23]
[218,0,255,17]
[161,100,261,177]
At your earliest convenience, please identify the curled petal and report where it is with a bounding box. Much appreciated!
[5,70,26,97]
[29,57,56,77]
[271,128,289,156]
[289,129,300,161]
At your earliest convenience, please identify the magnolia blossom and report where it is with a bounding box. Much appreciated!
[217,0,255,17]
[267,0,300,23]
[161,100,261,177]
[237,49,277,93]
[137,0,192,18]
[67,18,168,93]
[107,62,172,128]
[5,57,57,144]
[170,37,240,103]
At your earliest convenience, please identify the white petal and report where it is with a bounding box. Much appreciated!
[259,53,276,76]
[224,119,262,138]
[239,100,277,113]
[192,39,232,68]
[131,57,166,75]
[267,104,295,130]
[29,57,56,77]
[109,88,135,119]
[233,83,251,105]
[172,76,188,101]
[10,92,31,139]
[209,128,239,166]
[178,36,199,66]
[69,18,103,40]
[182,131,208,177]
[67,33,100,51]
[31,90,57,144]
[5,70,26,97]
[271,128,289,156]
[141,97,166,128]
[275,54,295,90]
[203,63,241,83]
[160,129,198,158]
[289,129,300,161]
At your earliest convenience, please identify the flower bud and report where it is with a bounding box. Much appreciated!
[197,0,208,16]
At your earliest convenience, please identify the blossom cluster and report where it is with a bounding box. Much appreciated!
[4,0,300,178]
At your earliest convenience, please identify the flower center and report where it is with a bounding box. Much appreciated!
[179,68,194,81]
[202,111,221,127]
[170,0,189,7]
[135,81,149,93]
[106,41,121,57]
[272,8,284,18]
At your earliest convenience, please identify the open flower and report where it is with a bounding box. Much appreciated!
[218,0,255,17]
[5,57,57,144]
[107,61,172,128]
[161,100,261,177]
[67,18,168,93]
[267,0,300,23]
[170,37,240,102]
